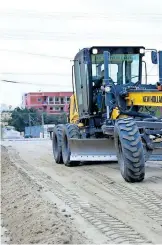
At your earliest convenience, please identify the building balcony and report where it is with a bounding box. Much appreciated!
[42,101,48,105]
[47,102,67,105]
[27,101,68,107]
[48,101,55,105]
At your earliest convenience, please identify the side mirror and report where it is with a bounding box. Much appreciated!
[159,51,162,82]
[151,51,158,64]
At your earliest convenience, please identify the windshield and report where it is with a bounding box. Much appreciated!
[91,53,140,84]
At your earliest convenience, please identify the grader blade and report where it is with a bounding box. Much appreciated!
[69,138,118,161]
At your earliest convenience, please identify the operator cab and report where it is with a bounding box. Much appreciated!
[91,46,144,85]
[73,46,145,118]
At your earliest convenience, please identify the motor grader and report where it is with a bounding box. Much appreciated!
[52,46,162,183]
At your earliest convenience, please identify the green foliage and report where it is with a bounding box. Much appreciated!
[156,108,162,117]
[0,124,4,139]
[7,107,67,132]
[139,106,162,118]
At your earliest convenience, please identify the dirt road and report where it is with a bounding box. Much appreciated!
[1,140,162,244]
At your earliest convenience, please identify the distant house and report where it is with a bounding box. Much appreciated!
[22,91,72,114]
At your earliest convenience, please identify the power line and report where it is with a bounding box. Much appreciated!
[0,79,72,87]
[0,30,160,39]
[1,72,71,76]
[1,34,161,42]
[0,72,158,77]
[0,29,160,37]
[1,74,158,87]
[0,48,71,59]
[1,10,162,20]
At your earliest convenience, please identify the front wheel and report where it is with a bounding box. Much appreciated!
[62,124,80,167]
[114,117,145,183]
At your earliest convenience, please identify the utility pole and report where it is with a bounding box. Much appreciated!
[41,113,44,138]
[29,113,31,137]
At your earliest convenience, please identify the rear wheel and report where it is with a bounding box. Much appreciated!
[62,124,80,167]
[114,117,145,182]
[52,124,64,164]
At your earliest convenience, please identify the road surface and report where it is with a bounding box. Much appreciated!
[1,139,162,244]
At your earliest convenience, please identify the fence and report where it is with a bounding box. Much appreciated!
[25,124,55,138]
[25,125,42,138]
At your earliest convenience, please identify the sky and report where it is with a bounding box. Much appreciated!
[0,0,162,108]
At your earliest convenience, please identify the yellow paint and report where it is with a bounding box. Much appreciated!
[126,91,162,107]
[118,115,129,119]
[69,91,162,125]
[111,107,120,119]
[69,93,79,124]
[69,93,84,127]
[78,123,84,127]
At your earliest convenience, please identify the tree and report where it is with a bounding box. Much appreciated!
[7,107,41,132]
[0,124,4,139]
[7,107,68,132]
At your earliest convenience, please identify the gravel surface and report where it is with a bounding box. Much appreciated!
[1,145,86,244]
[1,140,162,244]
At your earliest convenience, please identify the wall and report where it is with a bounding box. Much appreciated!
[25,125,42,138]
[25,124,54,138]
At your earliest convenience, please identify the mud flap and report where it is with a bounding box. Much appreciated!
[69,138,118,161]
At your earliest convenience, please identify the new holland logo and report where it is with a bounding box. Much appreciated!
[143,96,162,103]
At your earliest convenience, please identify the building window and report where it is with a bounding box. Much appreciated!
[60,107,64,111]
[43,96,48,104]
[39,108,43,110]
[54,106,60,111]
[50,107,53,110]
[49,97,54,104]
[60,97,64,104]
[38,98,42,102]
[55,97,60,104]
[67,97,70,102]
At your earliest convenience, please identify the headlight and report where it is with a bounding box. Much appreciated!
[92,48,98,54]
[105,86,111,92]
[140,48,145,54]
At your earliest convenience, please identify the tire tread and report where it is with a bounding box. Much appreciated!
[114,118,145,183]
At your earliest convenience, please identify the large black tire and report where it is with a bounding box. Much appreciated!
[52,124,64,164]
[62,124,80,167]
[114,117,145,183]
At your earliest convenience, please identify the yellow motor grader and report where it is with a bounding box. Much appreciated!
[52,46,162,183]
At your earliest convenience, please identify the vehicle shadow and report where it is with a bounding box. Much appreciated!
[76,161,119,168]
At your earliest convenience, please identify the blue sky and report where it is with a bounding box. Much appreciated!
[0,0,162,107]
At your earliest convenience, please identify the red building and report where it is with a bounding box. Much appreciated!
[22,92,72,114]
